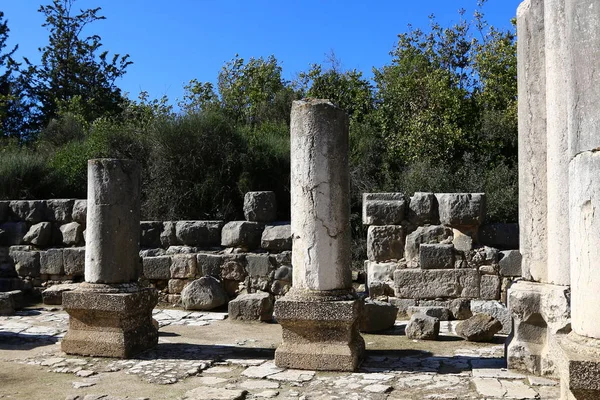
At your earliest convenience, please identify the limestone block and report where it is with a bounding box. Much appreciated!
[167,279,188,294]
[365,261,396,297]
[9,200,46,222]
[23,222,52,247]
[221,221,264,250]
[388,298,416,318]
[0,222,28,246]
[362,193,407,226]
[197,253,225,277]
[71,199,87,225]
[246,254,273,277]
[393,268,480,299]
[63,247,85,277]
[11,250,40,277]
[170,254,197,279]
[468,246,500,268]
[160,221,177,247]
[360,300,398,333]
[244,191,277,222]
[142,256,171,280]
[419,243,454,269]
[175,220,224,247]
[165,245,198,254]
[42,283,79,305]
[40,248,64,275]
[449,298,473,320]
[228,291,274,321]
[0,201,8,222]
[221,259,247,281]
[471,299,511,335]
[260,223,292,251]
[407,306,451,321]
[405,313,440,340]
[499,250,522,277]
[45,199,74,223]
[367,225,404,262]
[480,275,501,300]
[452,228,474,253]
[408,192,439,225]
[140,221,163,248]
[478,223,520,250]
[456,314,502,342]
[404,225,453,262]
[139,248,165,258]
[435,193,486,227]
[181,276,228,310]
[60,222,83,246]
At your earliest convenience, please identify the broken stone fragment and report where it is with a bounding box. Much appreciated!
[23,222,52,247]
[244,191,277,223]
[228,291,274,321]
[405,313,440,340]
[456,313,502,342]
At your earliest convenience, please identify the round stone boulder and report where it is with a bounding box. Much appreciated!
[181,276,229,311]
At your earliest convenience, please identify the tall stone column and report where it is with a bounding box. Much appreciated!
[61,159,158,358]
[274,99,364,371]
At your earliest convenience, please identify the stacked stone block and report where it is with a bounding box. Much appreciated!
[363,192,521,323]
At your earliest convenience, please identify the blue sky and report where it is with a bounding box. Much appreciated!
[3,0,521,105]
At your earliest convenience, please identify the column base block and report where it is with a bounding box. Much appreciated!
[557,332,600,400]
[61,283,158,358]
[274,293,365,371]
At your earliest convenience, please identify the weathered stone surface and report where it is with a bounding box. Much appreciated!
[274,265,291,281]
[184,386,247,400]
[140,221,163,248]
[45,199,74,223]
[365,261,396,297]
[244,191,277,223]
[168,279,188,294]
[160,221,177,248]
[142,256,171,280]
[181,276,228,310]
[393,268,480,299]
[366,225,403,262]
[175,221,224,248]
[61,285,158,358]
[468,246,500,267]
[480,275,500,300]
[404,225,453,262]
[435,193,486,227]
[405,313,439,340]
[63,247,85,277]
[452,228,474,253]
[362,193,407,226]
[85,159,140,284]
[139,248,165,258]
[246,254,273,277]
[71,199,87,225]
[42,283,79,305]
[197,253,225,277]
[456,313,502,342]
[408,192,439,225]
[477,223,519,250]
[407,306,451,321]
[170,254,197,279]
[471,299,511,335]
[23,222,52,247]
[228,291,274,321]
[419,244,454,269]
[9,200,46,222]
[221,259,246,281]
[360,299,398,333]
[0,222,28,246]
[388,298,416,318]
[12,250,40,277]
[260,223,292,252]
[221,221,264,250]
[498,250,522,276]
[40,248,64,275]
[165,245,198,255]
[449,298,473,320]
[60,222,83,246]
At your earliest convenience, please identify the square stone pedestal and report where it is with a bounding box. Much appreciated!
[61,283,158,358]
[274,292,364,371]
[557,332,600,400]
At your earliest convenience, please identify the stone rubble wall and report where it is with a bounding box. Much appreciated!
[362,192,521,333]
[0,194,293,305]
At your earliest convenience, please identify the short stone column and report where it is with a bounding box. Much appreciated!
[61,159,158,358]
[274,99,364,371]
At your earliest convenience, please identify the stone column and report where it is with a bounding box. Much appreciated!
[274,99,364,371]
[61,159,158,358]
[518,0,548,283]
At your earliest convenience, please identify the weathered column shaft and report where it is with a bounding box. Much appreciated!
[545,0,570,286]
[518,0,548,283]
[85,159,141,284]
[290,99,352,292]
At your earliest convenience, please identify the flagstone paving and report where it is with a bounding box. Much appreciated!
[0,308,559,399]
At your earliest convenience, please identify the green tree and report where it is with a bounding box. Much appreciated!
[0,12,25,140]
[22,0,132,134]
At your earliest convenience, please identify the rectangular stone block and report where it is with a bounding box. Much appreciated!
[499,250,522,277]
[408,192,439,225]
[170,254,197,279]
[40,249,64,275]
[367,225,404,262]
[71,199,87,225]
[175,221,224,247]
[393,268,480,299]
[167,279,188,294]
[197,253,224,277]
[11,250,40,278]
[480,275,501,300]
[221,221,264,250]
[246,254,274,277]
[45,199,74,223]
[362,193,407,226]
[261,223,292,252]
[435,193,486,227]
[63,247,85,277]
[9,200,46,223]
[419,243,454,269]
[142,256,171,280]
[244,191,277,223]
[365,261,397,297]
[388,297,416,318]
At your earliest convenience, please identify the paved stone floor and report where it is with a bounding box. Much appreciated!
[0,307,559,400]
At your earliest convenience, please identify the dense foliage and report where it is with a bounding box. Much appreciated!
[1,0,518,243]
